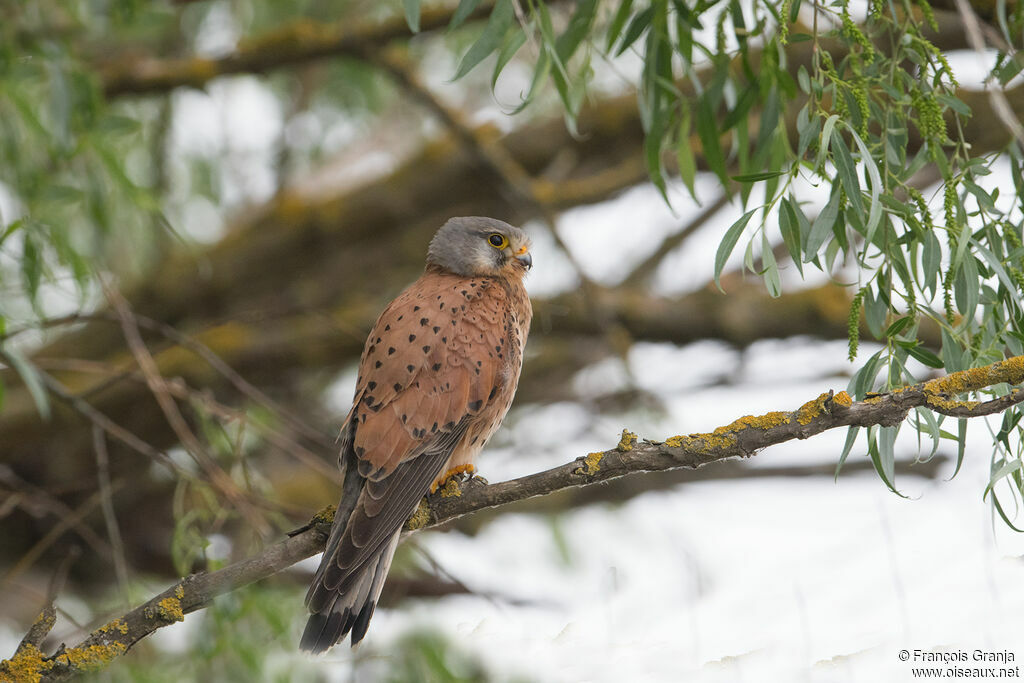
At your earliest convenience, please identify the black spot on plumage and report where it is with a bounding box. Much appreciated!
[422,345,431,353]
[442,336,448,343]
[439,302,445,310]
[401,414,408,424]
[433,326,440,333]
[394,383,402,392]
[367,381,377,390]
[385,324,391,331]
[397,315,403,321]
[420,318,429,326]
[407,364,415,373]
[364,395,375,405]
[409,334,416,342]
[355,446,365,456]
[489,386,498,400]
[431,422,438,433]
[471,436,480,445]
[368,344,376,354]
[375,360,383,368]
[432,363,442,371]
[444,421,455,430]
[388,347,396,355]
[495,345,501,353]
[470,282,477,287]
[476,360,482,367]
[469,399,483,411]
[414,305,421,311]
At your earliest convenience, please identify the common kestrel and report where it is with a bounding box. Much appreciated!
[301,217,533,652]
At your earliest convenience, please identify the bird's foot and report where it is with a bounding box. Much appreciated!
[430,464,478,494]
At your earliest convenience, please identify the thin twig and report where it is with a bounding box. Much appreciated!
[103,283,271,537]
[93,425,130,604]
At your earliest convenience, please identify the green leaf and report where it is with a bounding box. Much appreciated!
[677,109,697,200]
[452,0,514,81]
[714,209,756,290]
[779,197,803,274]
[449,0,483,32]
[848,127,883,242]
[816,113,840,171]
[805,186,840,260]
[836,425,860,478]
[870,426,907,497]
[2,347,50,420]
[697,95,728,185]
[907,345,944,368]
[404,0,421,32]
[922,229,941,295]
[606,0,636,51]
[885,316,913,338]
[615,5,654,56]
[831,133,864,218]
[731,171,785,182]
[555,0,598,62]
[492,29,527,87]
[761,231,782,297]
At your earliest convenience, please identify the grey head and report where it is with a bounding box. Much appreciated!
[426,216,533,277]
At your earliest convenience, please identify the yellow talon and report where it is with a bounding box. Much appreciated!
[430,464,476,493]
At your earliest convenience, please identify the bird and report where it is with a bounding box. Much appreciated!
[300,216,533,653]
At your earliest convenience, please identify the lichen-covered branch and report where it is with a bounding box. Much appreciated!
[4,355,1023,681]
[99,3,501,97]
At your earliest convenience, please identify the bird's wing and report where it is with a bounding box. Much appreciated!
[303,270,516,648]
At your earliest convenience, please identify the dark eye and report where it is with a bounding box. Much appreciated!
[488,233,509,249]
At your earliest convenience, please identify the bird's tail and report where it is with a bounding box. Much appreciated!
[300,528,401,653]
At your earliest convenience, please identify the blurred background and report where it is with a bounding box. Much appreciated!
[2,1,1024,681]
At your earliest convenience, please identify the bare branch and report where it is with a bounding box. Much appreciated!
[6,354,1024,681]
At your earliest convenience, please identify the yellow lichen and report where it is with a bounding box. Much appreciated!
[923,356,1024,396]
[174,585,184,600]
[616,429,637,452]
[438,478,462,498]
[795,393,831,425]
[53,642,127,672]
[713,411,791,433]
[97,618,129,636]
[405,498,431,531]
[156,596,184,623]
[579,452,603,475]
[924,392,980,412]
[310,504,336,526]
[0,643,51,682]
[833,391,853,407]
[663,432,736,452]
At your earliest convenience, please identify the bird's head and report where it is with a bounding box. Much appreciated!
[427,216,533,278]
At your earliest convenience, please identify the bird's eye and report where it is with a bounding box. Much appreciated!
[488,233,509,249]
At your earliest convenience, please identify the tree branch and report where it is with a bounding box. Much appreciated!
[5,354,1023,681]
[99,3,501,97]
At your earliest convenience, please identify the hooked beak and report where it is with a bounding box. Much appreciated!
[515,251,533,270]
